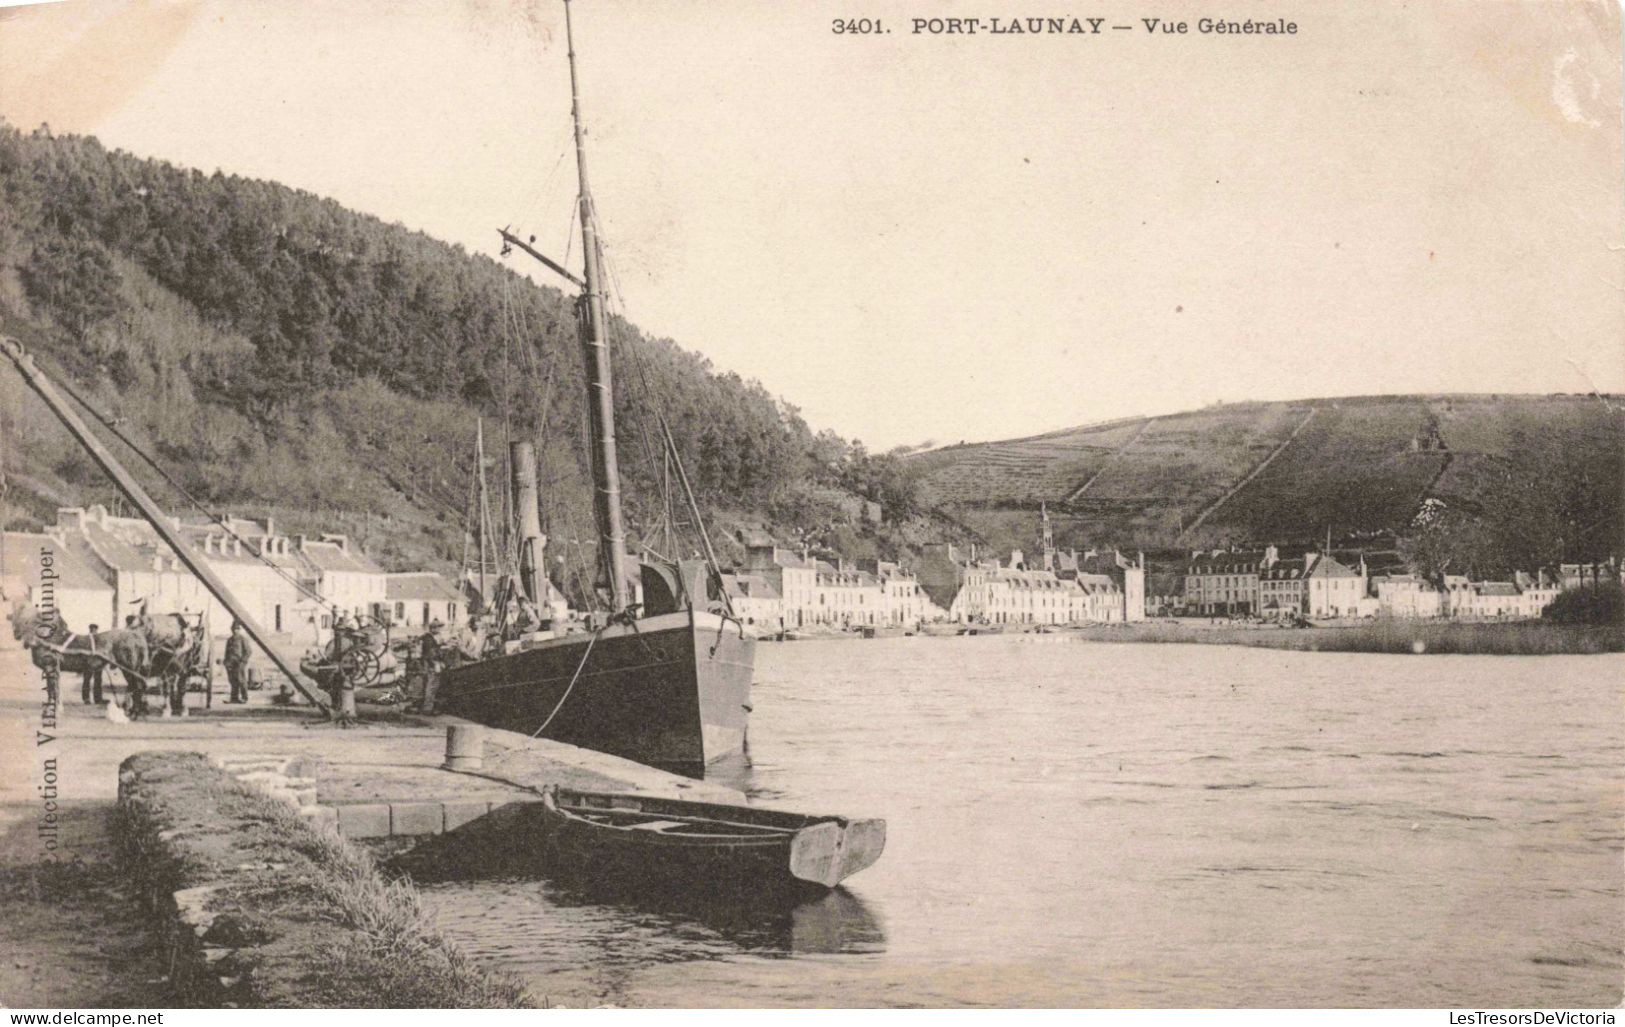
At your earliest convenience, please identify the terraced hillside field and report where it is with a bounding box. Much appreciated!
[911,394,1624,557]
[908,419,1147,506]
[1205,401,1447,539]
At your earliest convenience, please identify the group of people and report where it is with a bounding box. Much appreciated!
[141,594,566,714]
[72,611,209,705]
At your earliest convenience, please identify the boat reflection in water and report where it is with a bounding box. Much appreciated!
[402,852,886,1003]
[545,871,887,957]
[387,809,885,965]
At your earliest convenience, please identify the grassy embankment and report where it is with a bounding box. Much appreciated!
[117,752,530,1008]
[1066,619,1624,655]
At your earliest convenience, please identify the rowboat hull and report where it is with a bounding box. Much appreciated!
[541,787,886,894]
[437,610,753,777]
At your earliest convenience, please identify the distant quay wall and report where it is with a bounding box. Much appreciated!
[1061,619,1624,656]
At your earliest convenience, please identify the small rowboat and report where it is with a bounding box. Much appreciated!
[539,786,886,892]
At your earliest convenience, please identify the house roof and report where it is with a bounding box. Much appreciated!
[0,533,111,593]
[1474,582,1519,597]
[1188,552,1270,574]
[79,520,168,573]
[722,574,780,600]
[1261,559,1308,580]
[385,572,464,603]
[175,525,266,566]
[1305,554,1359,578]
[773,548,815,571]
[297,539,384,575]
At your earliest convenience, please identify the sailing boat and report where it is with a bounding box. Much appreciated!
[435,0,754,777]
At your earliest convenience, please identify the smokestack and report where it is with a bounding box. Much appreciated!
[509,441,548,604]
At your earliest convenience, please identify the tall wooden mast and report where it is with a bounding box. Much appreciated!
[475,417,490,604]
[564,0,631,614]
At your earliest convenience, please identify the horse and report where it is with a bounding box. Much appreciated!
[135,611,203,713]
[13,606,152,711]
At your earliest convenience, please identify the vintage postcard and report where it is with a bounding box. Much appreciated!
[0,0,1620,1013]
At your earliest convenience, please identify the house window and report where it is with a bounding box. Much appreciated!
[422,603,431,624]
[395,602,405,619]
[274,604,283,632]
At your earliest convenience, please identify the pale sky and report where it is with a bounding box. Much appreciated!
[1,0,1621,449]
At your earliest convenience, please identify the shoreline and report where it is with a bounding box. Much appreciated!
[766,620,1624,655]
[1058,619,1623,655]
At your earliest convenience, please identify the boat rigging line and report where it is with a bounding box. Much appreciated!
[528,623,600,738]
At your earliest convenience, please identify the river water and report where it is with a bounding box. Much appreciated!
[415,637,1624,1007]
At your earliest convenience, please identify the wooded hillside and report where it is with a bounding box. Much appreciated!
[0,125,931,591]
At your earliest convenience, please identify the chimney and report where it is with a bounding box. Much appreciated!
[510,440,550,604]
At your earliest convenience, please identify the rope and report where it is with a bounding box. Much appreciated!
[529,625,600,738]
[0,402,8,506]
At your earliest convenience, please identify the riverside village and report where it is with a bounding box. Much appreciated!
[5,501,1617,657]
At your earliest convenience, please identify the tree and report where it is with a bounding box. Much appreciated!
[1400,506,1488,580]
[21,233,122,338]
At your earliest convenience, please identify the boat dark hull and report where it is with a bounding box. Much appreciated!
[541,788,887,894]
[437,611,754,777]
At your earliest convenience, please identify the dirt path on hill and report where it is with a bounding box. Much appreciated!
[1178,405,1319,538]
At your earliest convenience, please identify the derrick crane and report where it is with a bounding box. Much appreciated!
[0,335,330,712]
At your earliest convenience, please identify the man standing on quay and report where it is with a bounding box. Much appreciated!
[225,620,250,704]
[81,624,104,705]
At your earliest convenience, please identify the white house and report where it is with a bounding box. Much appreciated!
[296,534,387,627]
[719,572,782,632]
[0,531,115,644]
[384,572,467,630]
[1304,554,1366,618]
[1373,575,1443,619]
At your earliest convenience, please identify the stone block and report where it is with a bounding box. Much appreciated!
[442,800,490,832]
[220,758,286,774]
[233,770,288,788]
[297,805,339,834]
[284,757,321,778]
[389,802,444,836]
[335,803,390,839]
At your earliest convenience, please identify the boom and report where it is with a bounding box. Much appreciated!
[0,336,330,711]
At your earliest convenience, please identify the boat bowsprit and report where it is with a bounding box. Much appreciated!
[540,786,886,893]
